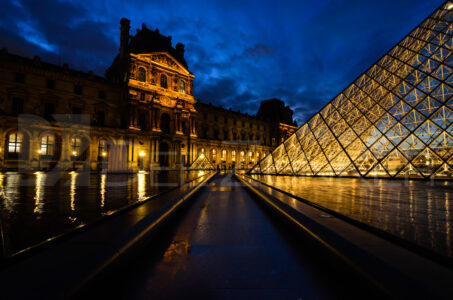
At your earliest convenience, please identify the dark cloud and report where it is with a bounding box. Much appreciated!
[0,0,445,122]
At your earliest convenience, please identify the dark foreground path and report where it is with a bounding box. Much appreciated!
[81,174,384,299]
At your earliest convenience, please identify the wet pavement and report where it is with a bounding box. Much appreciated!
[86,173,384,299]
[0,170,205,255]
[251,175,453,259]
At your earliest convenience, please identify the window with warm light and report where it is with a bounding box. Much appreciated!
[8,132,22,154]
[221,149,226,161]
[40,135,54,157]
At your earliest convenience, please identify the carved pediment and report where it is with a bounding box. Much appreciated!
[133,53,190,75]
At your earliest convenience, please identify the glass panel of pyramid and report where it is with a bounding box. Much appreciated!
[249,1,453,179]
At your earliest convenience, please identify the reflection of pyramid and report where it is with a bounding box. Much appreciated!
[189,154,215,170]
[250,2,453,179]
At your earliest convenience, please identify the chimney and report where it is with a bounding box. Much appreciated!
[176,43,185,58]
[120,18,130,59]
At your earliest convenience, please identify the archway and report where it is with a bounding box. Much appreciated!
[159,142,170,167]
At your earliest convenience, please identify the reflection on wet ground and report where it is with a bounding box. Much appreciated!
[89,174,382,299]
[251,175,453,258]
[0,170,205,255]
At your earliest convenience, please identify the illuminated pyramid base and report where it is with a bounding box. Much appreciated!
[189,154,215,170]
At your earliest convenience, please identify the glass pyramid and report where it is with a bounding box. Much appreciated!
[189,154,215,170]
[250,1,453,179]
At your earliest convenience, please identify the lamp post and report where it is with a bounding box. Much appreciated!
[139,151,146,171]
[72,151,77,171]
[101,151,107,172]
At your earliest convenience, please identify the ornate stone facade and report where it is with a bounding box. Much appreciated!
[0,19,297,172]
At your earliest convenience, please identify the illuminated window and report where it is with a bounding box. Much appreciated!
[211,149,216,161]
[40,135,54,157]
[221,149,226,161]
[8,132,22,154]
[240,151,245,162]
[232,150,236,161]
[160,74,167,88]
[138,67,146,82]
[179,80,185,94]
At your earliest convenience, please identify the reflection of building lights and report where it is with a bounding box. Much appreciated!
[70,171,78,212]
[137,172,146,201]
[139,151,146,157]
[448,3,453,10]
[102,151,107,157]
[100,174,106,209]
[33,171,45,214]
[200,153,205,159]
[72,151,77,156]
[37,149,42,154]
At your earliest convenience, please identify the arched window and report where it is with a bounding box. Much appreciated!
[211,149,216,161]
[240,151,245,162]
[221,149,226,161]
[160,74,168,88]
[7,132,22,156]
[138,67,146,82]
[232,150,236,161]
[179,80,186,94]
[40,135,54,158]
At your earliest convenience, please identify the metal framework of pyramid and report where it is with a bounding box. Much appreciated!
[189,154,215,170]
[250,1,453,179]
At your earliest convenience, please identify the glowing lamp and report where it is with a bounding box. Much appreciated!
[139,151,146,157]
[72,151,77,156]
[200,153,205,159]
[37,149,42,154]
[102,151,107,157]
[448,3,453,10]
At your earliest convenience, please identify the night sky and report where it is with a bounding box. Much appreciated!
[0,0,445,124]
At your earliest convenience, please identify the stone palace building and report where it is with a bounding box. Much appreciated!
[0,18,297,172]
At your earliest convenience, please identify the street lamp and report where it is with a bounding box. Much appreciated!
[72,151,78,171]
[138,151,146,171]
